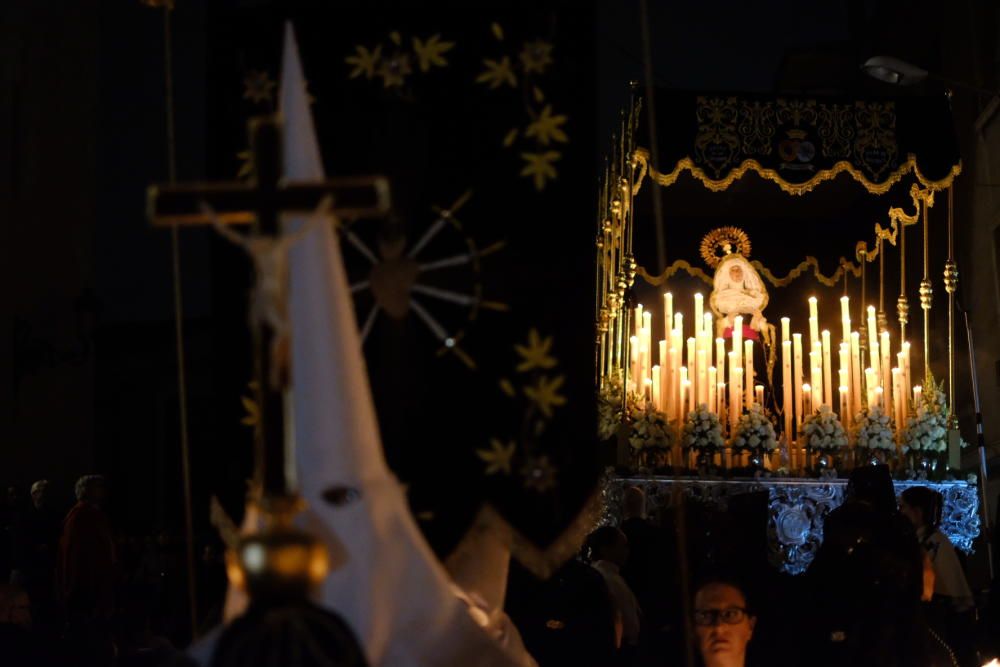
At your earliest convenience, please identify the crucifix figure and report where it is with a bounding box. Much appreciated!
[148,114,390,500]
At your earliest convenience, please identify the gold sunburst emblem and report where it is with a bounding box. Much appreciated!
[700,226,752,268]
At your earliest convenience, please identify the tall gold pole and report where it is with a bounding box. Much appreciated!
[897,208,909,344]
[919,191,934,380]
[877,235,888,332]
[944,186,958,418]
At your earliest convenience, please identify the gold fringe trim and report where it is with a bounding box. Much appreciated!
[637,256,861,290]
[634,149,961,197]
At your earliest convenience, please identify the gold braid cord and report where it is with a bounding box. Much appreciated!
[633,149,962,197]
[638,256,861,290]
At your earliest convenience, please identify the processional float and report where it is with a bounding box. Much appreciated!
[596,89,983,574]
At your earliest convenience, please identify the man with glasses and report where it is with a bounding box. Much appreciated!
[693,578,756,667]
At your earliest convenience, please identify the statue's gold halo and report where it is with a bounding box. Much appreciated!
[700,227,751,268]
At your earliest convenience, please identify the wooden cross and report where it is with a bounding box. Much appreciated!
[148,114,390,500]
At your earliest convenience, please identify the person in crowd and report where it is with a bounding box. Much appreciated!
[802,465,958,666]
[0,582,57,664]
[56,475,117,626]
[692,576,756,667]
[587,525,641,662]
[900,486,976,666]
[504,557,618,667]
[10,479,61,635]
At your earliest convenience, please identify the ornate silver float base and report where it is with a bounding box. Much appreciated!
[601,476,980,575]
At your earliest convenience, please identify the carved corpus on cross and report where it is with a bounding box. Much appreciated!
[148,114,390,503]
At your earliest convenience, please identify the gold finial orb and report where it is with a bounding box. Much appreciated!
[700,226,751,268]
[225,495,330,602]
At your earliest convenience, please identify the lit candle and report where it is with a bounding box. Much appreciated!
[809,317,820,354]
[875,386,884,410]
[629,335,639,393]
[880,330,892,418]
[865,368,877,409]
[639,338,649,395]
[697,349,708,407]
[755,384,764,407]
[733,367,744,425]
[644,377,653,403]
[745,339,754,407]
[793,334,804,426]
[838,342,850,422]
[680,379,689,418]
[850,332,863,418]
[733,316,744,372]
[664,293,673,343]
[669,348,680,422]
[840,296,851,344]
[652,366,661,410]
[703,314,714,368]
[716,338,726,379]
[717,382,726,421]
[812,366,823,410]
[892,367,903,440]
[728,351,738,433]
[913,385,923,414]
[781,316,790,344]
[674,312,684,343]
[694,293,704,338]
[782,340,793,443]
[802,383,813,417]
[822,330,832,408]
[839,385,849,424]
[687,337,698,405]
[659,340,669,415]
[708,366,718,415]
[635,304,644,338]
[867,306,879,370]
[901,342,912,408]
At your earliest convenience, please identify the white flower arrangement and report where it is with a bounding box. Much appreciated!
[800,404,848,452]
[597,374,624,441]
[854,405,896,451]
[627,399,672,451]
[731,403,778,452]
[683,403,725,451]
[904,376,949,454]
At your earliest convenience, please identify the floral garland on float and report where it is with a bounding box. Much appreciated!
[902,375,961,476]
[627,398,673,471]
[853,404,896,465]
[683,404,725,471]
[731,402,778,469]
[800,404,848,474]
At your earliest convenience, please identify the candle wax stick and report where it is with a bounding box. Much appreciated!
[755,384,764,407]
[803,384,812,417]
[781,317,790,344]
[651,366,661,411]
[687,337,697,408]
[782,340,793,442]
[635,304,644,338]
[745,339,754,407]
[697,350,708,408]
[809,317,820,354]
[840,296,851,344]
[664,293,673,344]
[867,306,879,369]
[793,334,804,426]
[822,331,833,410]
[694,293,704,338]
[851,332,863,418]
[716,338,726,380]
[659,340,668,414]
[708,366,717,416]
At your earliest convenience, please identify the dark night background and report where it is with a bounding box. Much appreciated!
[2,0,999,630]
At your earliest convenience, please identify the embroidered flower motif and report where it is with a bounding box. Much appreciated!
[242,70,276,105]
[515,328,557,372]
[524,374,566,417]
[345,45,383,80]
[412,34,454,72]
[477,439,516,475]
[378,51,412,88]
[525,105,568,145]
[520,455,557,492]
[476,56,517,89]
[519,151,561,190]
[519,40,554,74]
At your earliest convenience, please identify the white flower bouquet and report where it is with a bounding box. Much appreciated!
[597,374,624,441]
[854,405,896,451]
[904,376,949,454]
[731,403,778,452]
[800,404,848,452]
[628,399,672,451]
[683,403,725,451]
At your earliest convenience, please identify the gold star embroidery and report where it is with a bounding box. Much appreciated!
[524,375,567,417]
[519,151,561,191]
[476,56,517,89]
[519,40,554,74]
[236,149,254,180]
[345,45,382,80]
[520,455,557,492]
[240,382,260,429]
[243,70,276,105]
[412,34,454,72]
[379,52,412,88]
[477,439,517,475]
[525,105,568,145]
[515,328,557,372]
